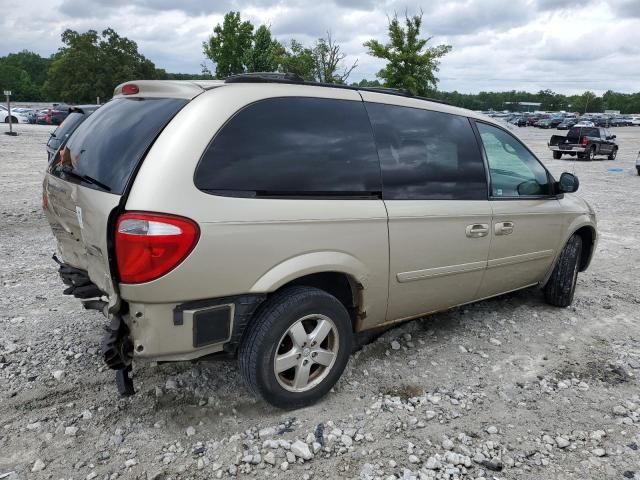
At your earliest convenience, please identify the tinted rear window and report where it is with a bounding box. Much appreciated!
[568,127,599,138]
[49,97,187,194]
[365,103,487,200]
[194,97,382,197]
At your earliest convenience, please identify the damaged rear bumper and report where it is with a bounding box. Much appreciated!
[54,255,135,394]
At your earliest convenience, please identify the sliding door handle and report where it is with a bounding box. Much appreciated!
[466,224,489,238]
[495,221,514,235]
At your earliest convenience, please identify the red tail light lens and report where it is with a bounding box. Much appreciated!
[115,212,200,284]
[581,137,589,145]
[122,84,139,95]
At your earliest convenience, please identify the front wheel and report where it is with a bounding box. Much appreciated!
[586,146,596,161]
[544,235,583,307]
[608,148,617,160]
[239,286,353,409]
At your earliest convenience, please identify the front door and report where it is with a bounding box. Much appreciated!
[361,96,492,322]
[473,122,563,299]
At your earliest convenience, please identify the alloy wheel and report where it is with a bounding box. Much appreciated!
[273,314,339,392]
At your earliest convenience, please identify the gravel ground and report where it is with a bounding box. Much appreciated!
[1,123,639,480]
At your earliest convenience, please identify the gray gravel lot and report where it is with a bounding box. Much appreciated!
[1,123,639,480]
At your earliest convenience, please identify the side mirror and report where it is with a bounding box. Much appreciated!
[611,134,616,139]
[558,172,579,193]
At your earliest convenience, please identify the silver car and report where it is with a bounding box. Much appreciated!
[43,74,597,408]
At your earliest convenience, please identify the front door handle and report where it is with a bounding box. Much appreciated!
[495,221,514,235]
[466,224,489,238]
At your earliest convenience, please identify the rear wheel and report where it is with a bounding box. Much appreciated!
[553,151,562,160]
[637,167,640,176]
[544,234,582,308]
[608,148,617,160]
[587,146,596,161]
[239,286,353,409]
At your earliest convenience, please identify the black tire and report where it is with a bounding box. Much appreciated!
[553,151,562,160]
[637,167,640,176]
[587,146,596,161]
[544,235,583,308]
[239,286,353,409]
[608,148,617,160]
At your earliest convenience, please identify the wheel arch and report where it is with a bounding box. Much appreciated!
[542,219,597,286]
[249,252,370,330]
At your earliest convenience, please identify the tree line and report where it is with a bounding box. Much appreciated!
[1,11,640,114]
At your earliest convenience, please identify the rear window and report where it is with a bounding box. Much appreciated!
[194,97,382,197]
[49,97,187,194]
[568,127,599,138]
[47,112,85,150]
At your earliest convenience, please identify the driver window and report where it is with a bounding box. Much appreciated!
[477,122,550,197]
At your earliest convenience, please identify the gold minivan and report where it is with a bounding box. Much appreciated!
[43,74,597,408]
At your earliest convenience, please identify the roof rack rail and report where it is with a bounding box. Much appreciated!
[223,72,450,106]
[225,72,305,83]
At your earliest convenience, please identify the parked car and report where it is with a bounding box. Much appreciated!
[629,116,640,126]
[548,126,618,160]
[1,105,31,124]
[12,107,37,124]
[536,119,553,129]
[557,119,577,130]
[574,120,595,127]
[508,116,527,127]
[46,105,101,162]
[549,117,564,128]
[43,75,597,408]
[36,109,49,124]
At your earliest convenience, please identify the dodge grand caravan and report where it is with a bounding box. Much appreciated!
[43,74,597,408]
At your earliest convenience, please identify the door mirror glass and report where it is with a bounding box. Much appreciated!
[558,172,579,193]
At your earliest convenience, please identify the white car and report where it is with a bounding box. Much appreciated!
[574,120,595,127]
[629,116,640,126]
[1,105,31,124]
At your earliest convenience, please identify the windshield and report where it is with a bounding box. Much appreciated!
[49,97,187,194]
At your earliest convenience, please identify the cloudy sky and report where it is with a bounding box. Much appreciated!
[1,0,638,94]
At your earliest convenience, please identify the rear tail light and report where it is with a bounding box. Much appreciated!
[581,137,589,146]
[115,212,200,284]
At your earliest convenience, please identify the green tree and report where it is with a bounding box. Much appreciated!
[364,12,452,96]
[572,91,599,114]
[45,28,161,103]
[203,11,254,78]
[0,64,40,101]
[312,32,357,83]
[245,25,280,72]
[0,50,51,91]
[277,40,316,80]
[351,79,382,88]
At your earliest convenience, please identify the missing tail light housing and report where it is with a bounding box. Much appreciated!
[115,212,200,284]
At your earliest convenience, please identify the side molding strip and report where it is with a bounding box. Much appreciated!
[397,260,487,283]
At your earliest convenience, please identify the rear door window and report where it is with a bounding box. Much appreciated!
[194,97,382,197]
[365,103,487,200]
[49,97,187,194]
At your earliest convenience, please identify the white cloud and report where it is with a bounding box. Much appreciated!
[0,0,635,94]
